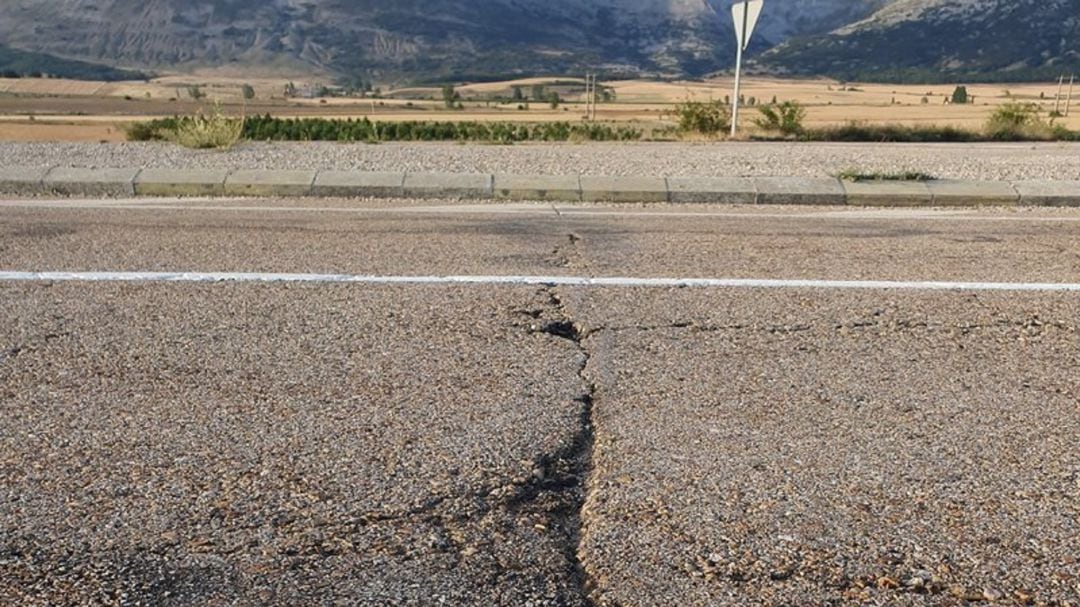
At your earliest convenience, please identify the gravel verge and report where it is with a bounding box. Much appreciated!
[2,141,1080,181]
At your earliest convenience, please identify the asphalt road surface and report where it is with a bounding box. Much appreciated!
[2,197,1079,606]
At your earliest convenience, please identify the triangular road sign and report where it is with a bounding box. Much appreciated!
[732,0,764,51]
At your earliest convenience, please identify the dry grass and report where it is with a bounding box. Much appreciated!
[2,74,1080,142]
[0,120,125,142]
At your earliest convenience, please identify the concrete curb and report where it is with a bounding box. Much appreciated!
[2,167,1079,207]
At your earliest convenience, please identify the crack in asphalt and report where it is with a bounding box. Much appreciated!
[537,288,599,607]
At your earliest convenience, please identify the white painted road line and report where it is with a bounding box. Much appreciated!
[2,271,1080,292]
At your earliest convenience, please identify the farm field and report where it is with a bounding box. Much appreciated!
[1,75,1077,142]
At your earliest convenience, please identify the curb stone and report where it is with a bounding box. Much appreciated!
[756,177,846,206]
[225,170,317,197]
[313,171,405,198]
[44,167,140,197]
[667,177,756,204]
[135,168,229,197]
[842,180,933,207]
[927,180,1019,207]
[495,174,581,202]
[403,173,493,199]
[1,167,1079,207]
[1011,180,1080,207]
[580,176,668,203]
[0,166,52,196]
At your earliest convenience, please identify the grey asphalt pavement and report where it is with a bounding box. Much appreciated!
[2,197,1079,606]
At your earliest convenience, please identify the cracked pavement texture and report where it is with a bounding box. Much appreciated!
[0,283,591,606]
[564,288,1080,606]
[2,198,1080,606]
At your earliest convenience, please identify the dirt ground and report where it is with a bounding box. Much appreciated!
[1,74,1077,142]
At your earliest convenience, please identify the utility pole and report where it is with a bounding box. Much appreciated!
[591,75,599,121]
[584,74,592,121]
[1066,74,1075,117]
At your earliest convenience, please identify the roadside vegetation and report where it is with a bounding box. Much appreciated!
[127,115,643,147]
[125,102,244,149]
[127,95,1078,149]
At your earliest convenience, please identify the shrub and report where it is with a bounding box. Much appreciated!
[951,85,969,104]
[165,102,244,149]
[754,101,806,136]
[241,84,256,100]
[675,99,730,136]
[124,119,171,142]
[985,102,1052,140]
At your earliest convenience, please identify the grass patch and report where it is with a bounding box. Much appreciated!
[836,169,936,182]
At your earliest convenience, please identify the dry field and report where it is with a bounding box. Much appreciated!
[1,74,1077,142]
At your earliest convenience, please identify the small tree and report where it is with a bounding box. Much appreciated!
[951,85,969,104]
[188,85,205,100]
[241,84,256,100]
[531,84,546,102]
[753,101,806,136]
[441,84,460,109]
[511,86,524,102]
[548,92,561,109]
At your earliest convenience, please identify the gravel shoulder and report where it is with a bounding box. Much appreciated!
[2,141,1080,181]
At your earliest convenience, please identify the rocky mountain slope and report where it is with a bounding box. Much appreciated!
[1,0,1072,82]
[759,0,1080,81]
[0,0,883,81]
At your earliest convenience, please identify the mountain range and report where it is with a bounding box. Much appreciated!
[0,0,1076,83]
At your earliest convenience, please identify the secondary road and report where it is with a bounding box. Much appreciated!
[2,198,1079,606]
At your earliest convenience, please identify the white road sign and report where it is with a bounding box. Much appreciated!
[729,0,764,137]
[732,0,764,51]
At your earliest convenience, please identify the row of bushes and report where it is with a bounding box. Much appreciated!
[674,98,1080,142]
[799,104,1080,143]
[127,114,643,147]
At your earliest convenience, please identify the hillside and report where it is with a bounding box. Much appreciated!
[0,46,148,81]
[758,0,1080,82]
[0,0,881,82]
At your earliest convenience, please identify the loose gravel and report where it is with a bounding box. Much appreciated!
[2,141,1080,181]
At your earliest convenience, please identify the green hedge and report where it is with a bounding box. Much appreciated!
[128,115,643,144]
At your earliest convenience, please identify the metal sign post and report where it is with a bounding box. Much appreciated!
[729,0,763,137]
